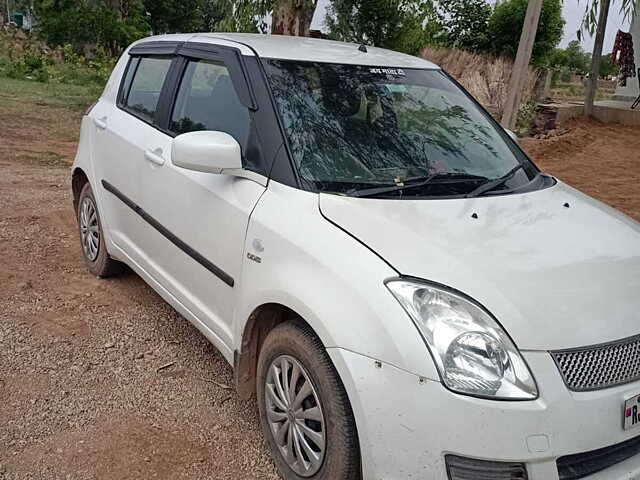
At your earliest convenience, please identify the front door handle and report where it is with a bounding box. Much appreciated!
[144,148,165,166]
[93,116,107,130]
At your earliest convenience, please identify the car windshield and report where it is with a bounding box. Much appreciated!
[264,60,540,198]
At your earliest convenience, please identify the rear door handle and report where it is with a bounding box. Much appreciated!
[144,148,165,166]
[93,116,107,130]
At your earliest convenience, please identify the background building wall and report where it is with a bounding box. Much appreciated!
[614,14,640,100]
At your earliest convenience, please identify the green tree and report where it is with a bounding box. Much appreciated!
[142,0,207,34]
[436,0,492,52]
[33,0,148,54]
[563,40,591,74]
[547,47,569,69]
[201,0,228,31]
[326,0,442,55]
[487,0,565,66]
[599,53,619,78]
[215,0,270,32]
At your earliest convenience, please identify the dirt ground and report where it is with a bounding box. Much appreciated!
[0,81,279,479]
[1,79,639,479]
[521,121,640,222]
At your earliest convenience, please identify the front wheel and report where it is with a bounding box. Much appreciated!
[257,320,361,480]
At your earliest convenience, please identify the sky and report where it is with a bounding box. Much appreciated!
[311,0,636,54]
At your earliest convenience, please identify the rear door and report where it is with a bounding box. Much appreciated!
[135,44,267,353]
[91,44,177,259]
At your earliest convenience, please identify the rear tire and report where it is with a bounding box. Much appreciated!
[257,320,361,480]
[76,182,123,278]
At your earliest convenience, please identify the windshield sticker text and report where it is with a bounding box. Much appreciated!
[370,68,406,76]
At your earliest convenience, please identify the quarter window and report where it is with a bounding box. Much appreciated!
[124,56,173,123]
[170,59,250,149]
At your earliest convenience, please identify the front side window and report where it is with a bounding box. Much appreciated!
[124,56,173,123]
[265,60,541,198]
[170,58,250,150]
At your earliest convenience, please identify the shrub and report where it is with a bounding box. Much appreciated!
[0,53,50,82]
[487,0,565,66]
[1,44,116,87]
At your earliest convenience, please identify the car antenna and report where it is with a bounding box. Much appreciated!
[358,43,368,53]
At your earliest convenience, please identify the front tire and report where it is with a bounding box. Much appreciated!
[257,320,361,480]
[76,182,123,277]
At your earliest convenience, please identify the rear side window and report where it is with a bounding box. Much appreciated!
[170,59,250,149]
[124,56,172,123]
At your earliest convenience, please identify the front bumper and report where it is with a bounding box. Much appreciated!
[328,348,640,480]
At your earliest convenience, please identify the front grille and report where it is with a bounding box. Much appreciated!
[551,334,640,391]
[557,435,640,480]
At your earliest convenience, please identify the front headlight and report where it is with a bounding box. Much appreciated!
[386,279,537,400]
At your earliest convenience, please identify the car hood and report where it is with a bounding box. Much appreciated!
[319,181,640,351]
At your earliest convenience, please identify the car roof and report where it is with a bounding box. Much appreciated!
[132,33,440,69]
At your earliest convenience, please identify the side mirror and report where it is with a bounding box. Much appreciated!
[505,129,518,143]
[171,131,242,174]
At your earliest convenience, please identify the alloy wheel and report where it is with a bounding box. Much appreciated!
[79,196,100,262]
[265,355,326,477]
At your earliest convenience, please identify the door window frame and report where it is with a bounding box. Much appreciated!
[117,42,256,137]
[163,46,256,139]
[116,41,183,133]
[115,40,297,184]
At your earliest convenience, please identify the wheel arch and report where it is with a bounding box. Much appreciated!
[71,167,89,212]
[234,302,321,401]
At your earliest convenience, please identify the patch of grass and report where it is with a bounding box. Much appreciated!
[14,151,71,168]
[0,77,93,166]
[0,76,102,111]
[550,83,615,102]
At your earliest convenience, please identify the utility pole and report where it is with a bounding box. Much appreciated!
[584,0,612,117]
[501,0,544,130]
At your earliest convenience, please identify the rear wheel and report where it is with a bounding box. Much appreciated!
[257,320,361,480]
[76,182,123,277]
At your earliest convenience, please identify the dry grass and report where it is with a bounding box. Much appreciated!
[421,47,539,119]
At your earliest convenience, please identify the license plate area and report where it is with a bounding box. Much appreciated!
[624,393,640,430]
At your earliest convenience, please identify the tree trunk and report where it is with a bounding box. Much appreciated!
[271,0,316,36]
[501,0,543,130]
[584,0,611,117]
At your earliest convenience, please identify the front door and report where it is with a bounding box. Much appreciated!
[136,51,266,353]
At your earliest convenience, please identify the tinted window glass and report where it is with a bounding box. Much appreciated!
[170,59,250,149]
[265,60,538,197]
[119,57,139,105]
[125,56,172,123]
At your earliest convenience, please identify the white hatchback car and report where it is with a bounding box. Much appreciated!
[72,33,640,480]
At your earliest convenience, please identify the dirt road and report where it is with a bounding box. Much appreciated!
[1,79,639,479]
[0,81,279,479]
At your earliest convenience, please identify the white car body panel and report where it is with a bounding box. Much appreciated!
[236,180,440,380]
[320,181,640,351]
[194,32,439,68]
[330,347,640,480]
[137,156,266,351]
[71,33,640,480]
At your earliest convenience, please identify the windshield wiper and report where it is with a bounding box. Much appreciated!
[465,164,526,198]
[346,173,488,198]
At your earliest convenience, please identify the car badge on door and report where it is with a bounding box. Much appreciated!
[248,239,263,263]
[247,252,262,263]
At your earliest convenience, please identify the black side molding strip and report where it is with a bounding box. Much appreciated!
[101,180,234,288]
